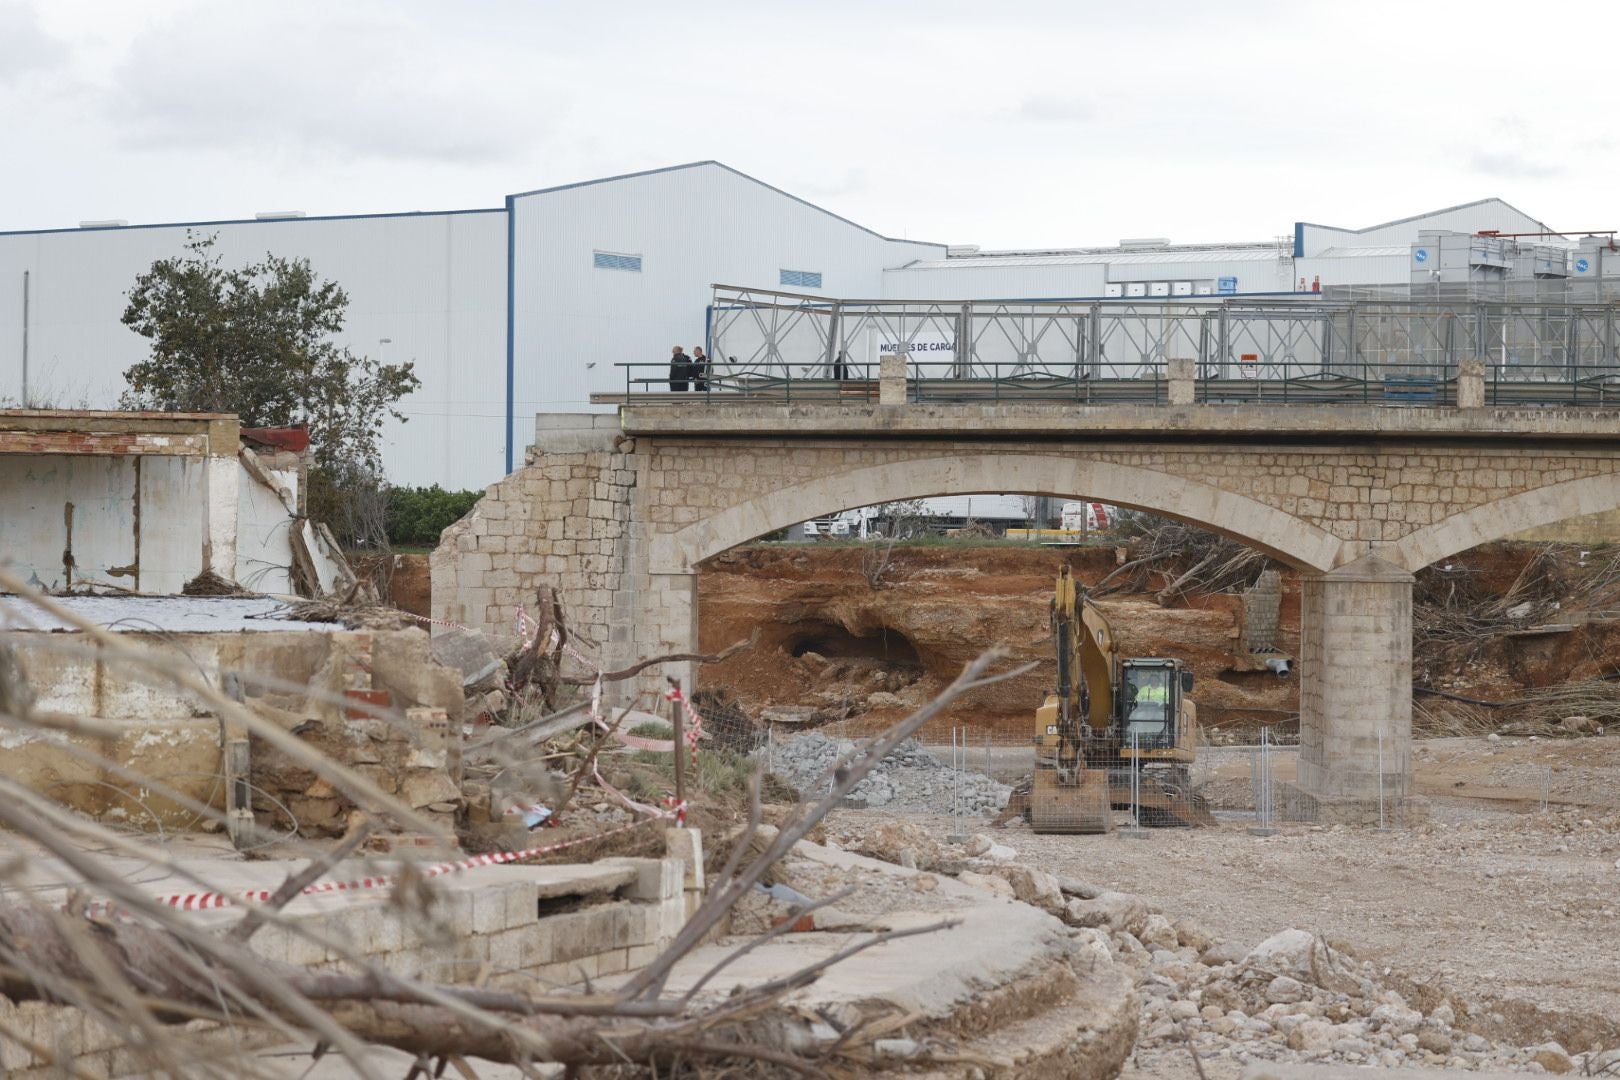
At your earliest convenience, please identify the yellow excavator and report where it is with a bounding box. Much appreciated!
[1029,565,1214,833]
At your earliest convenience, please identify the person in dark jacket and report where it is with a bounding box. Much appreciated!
[691,346,712,392]
[668,345,689,392]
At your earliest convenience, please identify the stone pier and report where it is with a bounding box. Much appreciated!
[1286,554,1417,824]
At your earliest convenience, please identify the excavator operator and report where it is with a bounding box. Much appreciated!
[1123,668,1172,745]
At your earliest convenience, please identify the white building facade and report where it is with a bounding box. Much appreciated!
[0,161,1601,489]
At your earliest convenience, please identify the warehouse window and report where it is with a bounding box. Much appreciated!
[780,268,822,289]
[593,251,642,272]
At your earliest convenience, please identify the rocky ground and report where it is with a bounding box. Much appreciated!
[821,812,1620,1078]
[757,731,1013,814]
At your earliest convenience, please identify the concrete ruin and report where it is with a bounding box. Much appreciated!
[0,616,465,839]
[0,409,349,597]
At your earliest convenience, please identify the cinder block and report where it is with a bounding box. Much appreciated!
[641,903,668,946]
[518,920,557,968]
[547,908,617,962]
[502,881,540,928]
[664,828,704,893]
[366,909,406,954]
[435,890,476,935]
[471,886,509,934]
[596,947,630,977]
[625,943,661,971]
[486,928,524,973]
[657,895,687,942]
[597,857,678,902]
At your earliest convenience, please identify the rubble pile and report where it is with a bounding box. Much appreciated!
[897,825,1615,1075]
[762,731,1012,813]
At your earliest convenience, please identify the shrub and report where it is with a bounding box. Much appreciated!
[384,485,484,547]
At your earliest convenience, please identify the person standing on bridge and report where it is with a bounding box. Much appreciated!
[668,345,690,392]
[691,346,711,392]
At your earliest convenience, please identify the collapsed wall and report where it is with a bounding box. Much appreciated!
[0,622,464,840]
[431,415,659,693]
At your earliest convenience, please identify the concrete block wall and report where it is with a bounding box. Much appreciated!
[0,853,691,1076]
[1241,568,1283,653]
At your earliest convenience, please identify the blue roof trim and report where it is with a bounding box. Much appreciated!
[506,160,949,250]
[504,195,516,475]
[0,206,505,239]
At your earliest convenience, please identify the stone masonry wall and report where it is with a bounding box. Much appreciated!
[635,439,1620,555]
[432,415,641,683]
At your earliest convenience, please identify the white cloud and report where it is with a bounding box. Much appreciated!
[1,0,1618,240]
[0,1,68,84]
[102,2,555,164]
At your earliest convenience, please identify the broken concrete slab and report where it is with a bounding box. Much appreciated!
[596,839,1140,1077]
[430,626,507,688]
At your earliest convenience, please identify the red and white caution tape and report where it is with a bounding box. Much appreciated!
[92,811,673,918]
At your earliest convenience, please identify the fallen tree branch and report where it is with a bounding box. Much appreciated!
[559,629,760,685]
[621,650,1033,1002]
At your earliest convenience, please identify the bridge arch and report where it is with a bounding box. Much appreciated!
[1389,472,1620,571]
[650,452,1347,574]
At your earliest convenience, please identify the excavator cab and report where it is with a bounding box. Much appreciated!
[1120,660,1194,754]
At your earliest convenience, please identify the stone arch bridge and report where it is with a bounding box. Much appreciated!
[434,402,1620,823]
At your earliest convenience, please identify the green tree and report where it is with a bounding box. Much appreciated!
[119,232,420,474]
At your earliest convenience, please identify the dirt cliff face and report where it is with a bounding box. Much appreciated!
[697,544,1302,735]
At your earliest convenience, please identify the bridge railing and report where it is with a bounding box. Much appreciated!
[608,286,1620,404]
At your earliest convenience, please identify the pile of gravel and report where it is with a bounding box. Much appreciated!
[760,731,1012,814]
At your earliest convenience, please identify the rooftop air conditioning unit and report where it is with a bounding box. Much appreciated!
[946,244,981,257]
[1119,237,1171,250]
[255,211,307,220]
[78,219,128,229]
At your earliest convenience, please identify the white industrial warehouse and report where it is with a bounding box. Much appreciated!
[1,160,1613,490]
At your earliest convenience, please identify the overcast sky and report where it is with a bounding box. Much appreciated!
[3,1,1614,248]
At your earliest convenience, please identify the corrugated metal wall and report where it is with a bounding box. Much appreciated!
[0,211,507,489]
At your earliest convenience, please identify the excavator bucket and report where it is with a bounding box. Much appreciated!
[1030,767,1113,834]
[1107,774,1217,828]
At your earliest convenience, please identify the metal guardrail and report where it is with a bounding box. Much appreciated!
[598,285,1620,406]
[613,358,1620,407]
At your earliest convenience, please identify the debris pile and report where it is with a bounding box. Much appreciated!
[1126,923,1598,1074]
[763,732,1011,813]
[826,819,1620,1075]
